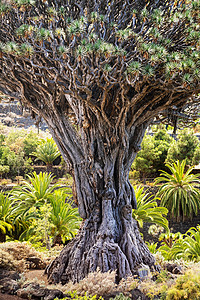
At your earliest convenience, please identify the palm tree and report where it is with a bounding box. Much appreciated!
[155,160,200,221]
[0,192,13,242]
[32,138,61,172]
[49,189,81,245]
[132,186,169,231]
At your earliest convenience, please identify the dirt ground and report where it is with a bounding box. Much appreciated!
[0,270,48,300]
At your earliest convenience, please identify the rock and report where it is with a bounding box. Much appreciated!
[130,288,150,300]
[103,292,121,300]
[44,289,64,300]
[26,257,46,270]
[137,265,150,280]
[164,263,182,274]
[17,283,64,300]
[17,283,41,299]
[0,278,20,294]
[0,269,20,280]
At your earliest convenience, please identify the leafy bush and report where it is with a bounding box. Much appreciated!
[162,226,200,262]
[164,270,200,300]
[23,131,40,157]
[166,129,200,166]
[132,130,172,178]
[155,160,200,221]
[0,146,25,176]
[132,186,169,231]
[10,172,80,247]
[0,164,9,178]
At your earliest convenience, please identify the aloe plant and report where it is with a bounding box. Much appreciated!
[132,186,169,231]
[155,160,200,221]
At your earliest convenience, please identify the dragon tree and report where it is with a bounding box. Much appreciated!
[0,0,200,284]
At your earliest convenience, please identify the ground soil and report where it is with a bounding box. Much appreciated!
[0,270,48,300]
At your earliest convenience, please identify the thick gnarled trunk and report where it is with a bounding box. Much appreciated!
[46,118,157,284]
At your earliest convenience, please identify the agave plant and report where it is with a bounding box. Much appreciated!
[0,192,13,242]
[49,189,81,244]
[32,138,60,172]
[155,160,200,221]
[132,186,169,231]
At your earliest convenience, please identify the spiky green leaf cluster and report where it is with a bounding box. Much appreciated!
[155,160,200,221]
[132,186,169,231]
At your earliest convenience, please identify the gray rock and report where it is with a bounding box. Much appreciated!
[0,278,20,294]
[44,289,64,300]
[0,269,20,280]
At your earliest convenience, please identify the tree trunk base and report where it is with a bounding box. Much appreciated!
[46,219,158,284]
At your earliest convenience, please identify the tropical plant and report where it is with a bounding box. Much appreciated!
[8,210,35,241]
[10,171,57,216]
[155,160,200,221]
[0,192,13,242]
[170,226,200,261]
[132,186,169,231]
[145,241,158,254]
[158,226,200,262]
[32,138,60,171]
[49,189,81,244]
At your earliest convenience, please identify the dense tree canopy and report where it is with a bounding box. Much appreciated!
[0,0,200,284]
[0,0,199,144]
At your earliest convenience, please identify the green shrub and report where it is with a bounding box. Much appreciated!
[132,130,172,178]
[0,146,26,176]
[166,129,200,166]
[0,164,9,178]
[164,271,200,300]
[23,131,40,157]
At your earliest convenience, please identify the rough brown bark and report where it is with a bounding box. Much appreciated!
[45,113,157,284]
